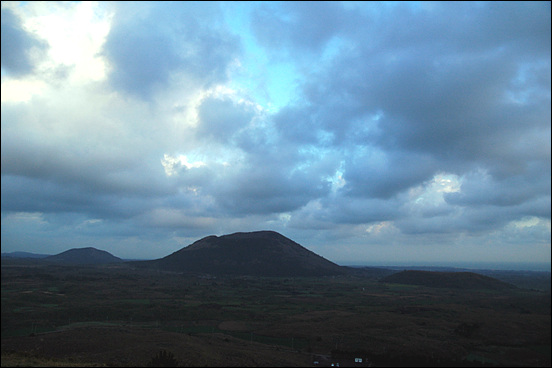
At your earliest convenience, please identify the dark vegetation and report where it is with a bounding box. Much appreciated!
[380,270,516,290]
[2,232,550,366]
[2,260,550,366]
[146,350,179,367]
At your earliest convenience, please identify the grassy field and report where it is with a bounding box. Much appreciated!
[2,261,550,366]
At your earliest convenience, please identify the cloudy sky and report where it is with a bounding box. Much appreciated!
[1,1,550,269]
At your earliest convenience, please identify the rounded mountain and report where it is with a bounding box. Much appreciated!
[133,231,345,277]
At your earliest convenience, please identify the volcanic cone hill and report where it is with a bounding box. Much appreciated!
[132,231,345,277]
[381,270,516,290]
[44,247,123,265]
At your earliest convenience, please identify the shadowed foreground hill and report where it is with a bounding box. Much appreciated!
[44,247,123,265]
[131,231,345,277]
[381,270,517,290]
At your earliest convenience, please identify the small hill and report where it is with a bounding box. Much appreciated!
[132,231,345,277]
[44,247,123,265]
[380,270,516,290]
[1,251,50,259]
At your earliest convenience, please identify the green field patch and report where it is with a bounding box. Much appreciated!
[2,325,58,337]
[464,353,499,365]
[385,283,421,291]
[117,298,150,305]
[228,331,309,349]
[61,321,122,329]
[222,304,269,313]
[12,306,35,312]
[165,325,221,334]
[163,322,310,349]
[213,299,242,307]
[529,344,551,355]
[222,303,306,318]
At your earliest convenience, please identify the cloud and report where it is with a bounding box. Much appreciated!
[445,169,550,208]
[1,7,48,76]
[341,149,437,199]
[251,1,355,54]
[102,2,240,99]
[260,2,551,207]
[140,208,216,230]
[204,150,333,215]
[1,2,549,265]
[196,95,257,143]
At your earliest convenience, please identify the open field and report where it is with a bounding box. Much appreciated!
[2,261,550,366]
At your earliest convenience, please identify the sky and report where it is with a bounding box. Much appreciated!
[1,1,550,270]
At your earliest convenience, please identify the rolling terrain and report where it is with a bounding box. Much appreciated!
[1,263,549,367]
[1,252,50,259]
[380,270,517,290]
[2,231,550,366]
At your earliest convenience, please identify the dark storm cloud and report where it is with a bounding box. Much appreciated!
[348,50,550,164]
[212,162,332,215]
[191,125,337,216]
[1,8,48,76]
[0,112,170,198]
[196,96,257,142]
[0,174,167,221]
[1,175,100,215]
[251,1,356,53]
[397,195,551,236]
[341,150,437,199]
[253,2,550,211]
[444,168,551,210]
[1,95,180,228]
[189,93,339,216]
[325,196,402,225]
[102,2,240,99]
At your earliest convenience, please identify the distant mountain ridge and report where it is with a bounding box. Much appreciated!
[131,230,345,277]
[380,270,516,290]
[44,247,123,265]
[1,251,50,259]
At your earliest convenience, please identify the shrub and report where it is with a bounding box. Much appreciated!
[146,349,179,367]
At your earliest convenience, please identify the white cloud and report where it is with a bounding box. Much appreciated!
[142,208,215,229]
[409,173,461,210]
[4,211,46,224]
[0,78,46,102]
[15,1,111,82]
[161,154,205,177]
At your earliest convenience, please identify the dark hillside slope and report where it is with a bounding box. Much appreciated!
[44,247,123,265]
[132,231,345,277]
[381,270,516,290]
